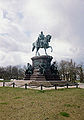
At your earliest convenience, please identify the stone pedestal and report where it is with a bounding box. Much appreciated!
[31,55,53,69]
[30,69,46,81]
[30,55,61,81]
[24,74,31,80]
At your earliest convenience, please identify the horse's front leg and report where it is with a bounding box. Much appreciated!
[49,46,53,52]
[44,48,47,55]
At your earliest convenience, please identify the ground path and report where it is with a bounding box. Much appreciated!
[0,80,84,90]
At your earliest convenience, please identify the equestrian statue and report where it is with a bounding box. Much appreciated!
[32,31,53,56]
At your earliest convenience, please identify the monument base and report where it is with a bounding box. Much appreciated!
[31,55,53,69]
[30,69,46,81]
[30,69,60,81]
[24,74,31,80]
[30,55,61,81]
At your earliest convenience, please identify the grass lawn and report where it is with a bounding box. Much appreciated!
[0,80,11,82]
[0,87,84,120]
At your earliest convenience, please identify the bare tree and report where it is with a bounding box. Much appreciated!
[76,64,84,83]
[59,59,77,82]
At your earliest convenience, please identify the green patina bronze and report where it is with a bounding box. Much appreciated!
[25,31,61,81]
[32,31,53,56]
[31,55,53,75]
[25,63,33,75]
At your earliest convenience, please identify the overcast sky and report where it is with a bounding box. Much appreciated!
[0,0,84,66]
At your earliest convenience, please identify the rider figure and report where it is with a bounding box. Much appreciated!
[38,31,45,47]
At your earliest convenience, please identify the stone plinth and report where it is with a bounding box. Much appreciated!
[30,69,46,81]
[30,55,52,81]
[24,74,31,80]
[30,55,61,81]
[31,55,53,69]
[24,55,61,81]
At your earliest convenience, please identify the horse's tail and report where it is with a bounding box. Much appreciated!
[32,43,35,51]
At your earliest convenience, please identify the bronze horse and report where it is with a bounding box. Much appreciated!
[32,34,53,56]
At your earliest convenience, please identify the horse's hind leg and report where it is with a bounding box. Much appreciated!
[35,51,37,56]
[37,47,40,56]
[36,47,40,56]
[32,44,35,51]
[38,52,40,56]
[36,48,38,56]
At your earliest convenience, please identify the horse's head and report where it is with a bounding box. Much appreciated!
[46,35,52,42]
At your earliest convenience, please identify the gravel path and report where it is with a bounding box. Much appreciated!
[0,81,84,89]
[79,83,84,88]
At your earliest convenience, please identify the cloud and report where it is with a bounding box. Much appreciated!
[0,0,84,66]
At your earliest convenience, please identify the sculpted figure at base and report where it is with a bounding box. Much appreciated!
[32,31,53,56]
[50,62,58,75]
[25,63,33,75]
[39,63,46,75]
